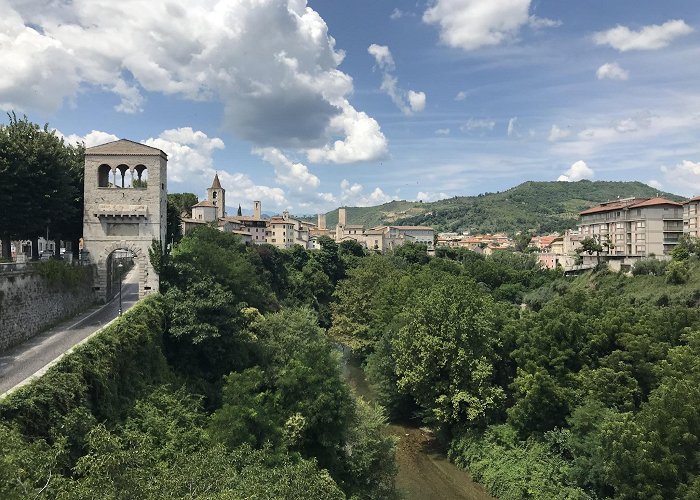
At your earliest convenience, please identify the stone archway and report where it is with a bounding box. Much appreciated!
[95,241,153,301]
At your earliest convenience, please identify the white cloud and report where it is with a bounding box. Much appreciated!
[435,128,451,136]
[0,1,386,163]
[60,130,120,148]
[659,160,700,194]
[367,43,395,69]
[143,127,225,183]
[647,179,663,190]
[528,15,562,30]
[596,62,629,81]
[306,101,388,163]
[507,117,519,137]
[337,179,397,206]
[417,191,449,202]
[455,90,468,101]
[408,90,426,113]
[253,147,320,192]
[548,124,571,142]
[593,20,693,52]
[556,111,700,155]
[423,0,531,51]
[368,44,426,116]
[557,160,594,182]
[390,8,415,20]
[217,171,287,210]
[460,118,496,133]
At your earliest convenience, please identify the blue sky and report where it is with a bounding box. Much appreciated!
[2,1,700,214]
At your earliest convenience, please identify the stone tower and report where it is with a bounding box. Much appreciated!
[207,173,225,219]
[82,139,167,301]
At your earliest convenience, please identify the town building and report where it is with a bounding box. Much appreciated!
[577,197,683,267]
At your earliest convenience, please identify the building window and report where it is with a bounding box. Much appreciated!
[636,221,645,228]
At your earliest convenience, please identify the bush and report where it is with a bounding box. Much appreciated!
[666,260,689,285]
[632,258,668,277]
[0,296,170,440]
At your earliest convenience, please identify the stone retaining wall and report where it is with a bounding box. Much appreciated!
[0,268,95,352]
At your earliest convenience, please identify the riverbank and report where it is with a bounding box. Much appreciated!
[342,356,495,500]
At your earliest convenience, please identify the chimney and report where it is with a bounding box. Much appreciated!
[338,207,346,227]
[318,213,326,230]
[253,201,261,219]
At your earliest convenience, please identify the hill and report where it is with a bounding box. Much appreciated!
[322,180,683,234]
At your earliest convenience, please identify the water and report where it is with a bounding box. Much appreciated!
[342,358,495,500]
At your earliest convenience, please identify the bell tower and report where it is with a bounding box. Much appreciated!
[207,173,226,219]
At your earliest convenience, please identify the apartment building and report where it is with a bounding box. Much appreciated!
[577,197,683,264]
[683,196,700,237]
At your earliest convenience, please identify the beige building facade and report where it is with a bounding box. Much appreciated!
[577,197,683,265]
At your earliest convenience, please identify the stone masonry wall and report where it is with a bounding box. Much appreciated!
[0,268,95,353]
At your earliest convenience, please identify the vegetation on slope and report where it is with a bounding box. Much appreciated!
[1,229,398,499]
[323,180,682,234]
[331,243,700,499]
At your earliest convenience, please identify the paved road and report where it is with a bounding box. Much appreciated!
[0,270,139,396]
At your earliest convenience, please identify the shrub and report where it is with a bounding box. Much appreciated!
[632,258,667,277]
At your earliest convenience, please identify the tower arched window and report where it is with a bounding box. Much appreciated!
[133,165,148,188]
[98,164,112,187]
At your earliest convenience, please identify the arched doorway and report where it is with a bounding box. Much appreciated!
[105,249,136,300]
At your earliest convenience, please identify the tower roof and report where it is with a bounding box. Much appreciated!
[211,173,222,189]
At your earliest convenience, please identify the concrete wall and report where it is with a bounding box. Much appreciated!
[0,268,95,353]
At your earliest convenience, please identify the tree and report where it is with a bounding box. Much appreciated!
[0,114,83,259]
[391,275,505,428]
[577,236,604,266]
[167,193,198,218]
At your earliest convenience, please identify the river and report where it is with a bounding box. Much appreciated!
[342,358,495,500]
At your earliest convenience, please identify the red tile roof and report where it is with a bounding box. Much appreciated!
[629,197,681,208]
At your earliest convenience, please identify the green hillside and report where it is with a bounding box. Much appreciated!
[323,180,683,234]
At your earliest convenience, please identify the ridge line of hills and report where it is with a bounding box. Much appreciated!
[313,180,683,235]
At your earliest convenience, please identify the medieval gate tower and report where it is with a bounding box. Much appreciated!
[82,139,167,301]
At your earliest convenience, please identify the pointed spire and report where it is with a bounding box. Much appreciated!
[237,204,242,216]
[211,173,222,189]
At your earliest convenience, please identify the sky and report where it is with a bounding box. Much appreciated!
[2,0,700,214]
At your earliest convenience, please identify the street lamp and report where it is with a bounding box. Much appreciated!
[118,261,124,316]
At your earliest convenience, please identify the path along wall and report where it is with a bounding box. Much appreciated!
[0,264,95,352]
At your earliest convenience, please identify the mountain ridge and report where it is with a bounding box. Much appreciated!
[318,180,684,234]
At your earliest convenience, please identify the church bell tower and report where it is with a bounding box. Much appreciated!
[207,173,226,219]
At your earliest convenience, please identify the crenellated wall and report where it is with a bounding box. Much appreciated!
[0,268,95,353]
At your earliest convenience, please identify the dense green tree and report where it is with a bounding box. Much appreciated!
[167,192,198,218]
[0,114,83,259]
[391,275,505,428]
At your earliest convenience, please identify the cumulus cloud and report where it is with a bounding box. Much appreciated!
[596,62,629,81]
[0,0,387,163]
[334,179,398,207]
[253,147,320,192]
[435,128,451,136]
[460,118,496,133]
[455,90,468,101]
[306,101,388,163]
[660,160,700,193]
[548,124,571,142]
[593,19,693,51]
[60,130,120,148]
[557,160,594,182]
[143,128,225,183]
[423,0,531,51]
[417,191,449,202]
[368,43,426,115]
